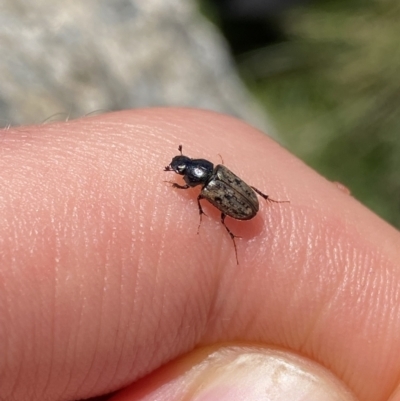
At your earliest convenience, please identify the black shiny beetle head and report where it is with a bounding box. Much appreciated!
[165,155,192,175]
[164,145,190,174]
[164,145,214,187]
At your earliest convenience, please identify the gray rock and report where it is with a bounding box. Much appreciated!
[0,0,271,132]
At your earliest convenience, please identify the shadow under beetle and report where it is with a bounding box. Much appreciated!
[164,145,289,264]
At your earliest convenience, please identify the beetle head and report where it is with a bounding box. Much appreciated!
[164,155,191,175]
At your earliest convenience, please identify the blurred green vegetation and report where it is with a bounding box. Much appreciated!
[201,0,400,228]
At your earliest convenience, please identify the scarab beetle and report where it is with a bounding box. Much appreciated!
[164,145,288,264]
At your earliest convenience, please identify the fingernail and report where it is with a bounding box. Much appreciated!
[114,345,357,401]
[189,347,355,401]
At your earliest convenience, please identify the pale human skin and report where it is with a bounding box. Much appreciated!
[0,108,400,401]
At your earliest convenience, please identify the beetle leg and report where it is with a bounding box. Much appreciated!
[251,186,290,204]
[196,194,208,234]
[171,183,190,189]
[221,213,241,265]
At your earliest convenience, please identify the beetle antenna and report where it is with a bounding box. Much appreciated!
[178,145,183,155]
[217,153,224,165]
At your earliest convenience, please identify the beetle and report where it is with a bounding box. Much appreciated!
[164,145,288,264]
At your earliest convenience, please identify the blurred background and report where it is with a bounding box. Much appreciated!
[1,0,399,227]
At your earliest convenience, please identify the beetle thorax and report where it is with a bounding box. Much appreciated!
[183,158,214,187]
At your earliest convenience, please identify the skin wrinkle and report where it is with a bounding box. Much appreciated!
[21,294,38,391]
[53,228,78,401]
[314,235,368,375]
[167,227,208,352]
[366,259,400,381]
[146,283,167,379]
[128,263,159,377]
[239,269,267,337]
[240,304,261,342]
[108,247,131,390]
[281,213,320,350]
[98,214,134,392]
[187,272,212,343]
[356,253,385,332]
[194,275,213,341]
[70,240,98,398]
[298,294,327,362]
[76,251,107,397]
[283,270,315,351]
[0,279,8,374]
[1,293,13,399]
[8,342,22,400]
[201,260,230,338]
[35,251,55,400]
[153,246,167,346]
[372,272,400,391]
[201,241,225,337]
[166,271,200,355]
[71,296,94,398]
[71,159,123,393]
[8,202,44,400]
[88,277,115,396]
[53,316,72,400]
[117,265,142,390]
[104,215,126,392]
[334,254,393,396]
[387,272,400,331]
